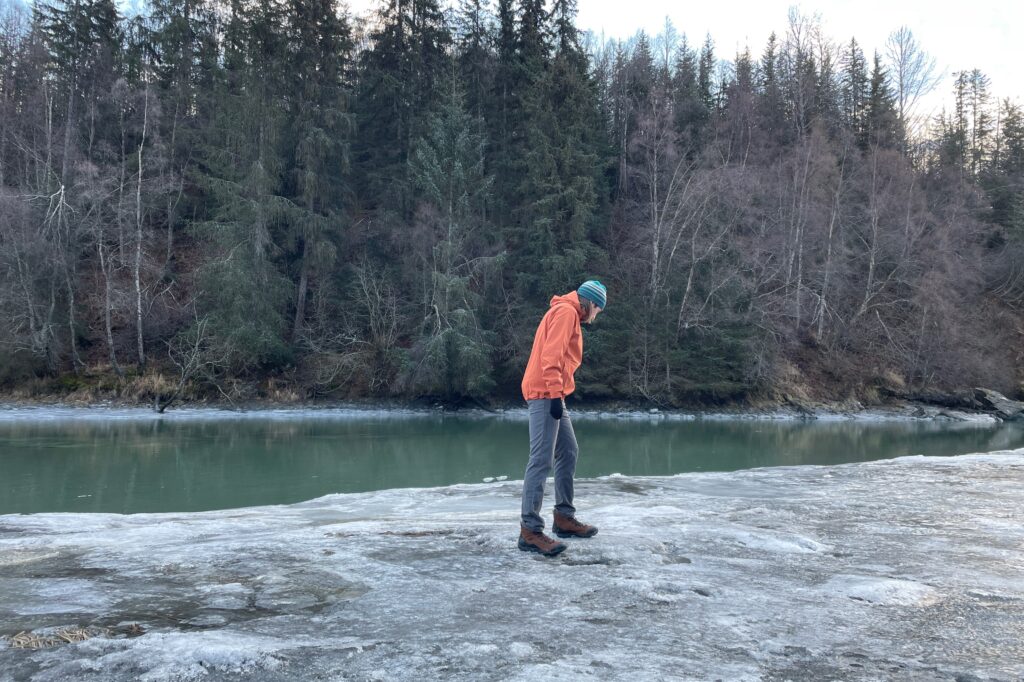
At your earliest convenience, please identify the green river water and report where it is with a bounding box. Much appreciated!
[2,408,1022,514]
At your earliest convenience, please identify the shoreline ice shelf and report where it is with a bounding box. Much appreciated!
[2,451,1023,680]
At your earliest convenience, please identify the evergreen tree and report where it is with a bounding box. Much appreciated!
[786,43,819,137]
[757,31,785,141]
[503,0,556,300]
[940,69,994,176]
[406,66,498,399]
[697,34,715,111]
[353,0,451,218]
[488,0,516,219]
[283,0,353,339]
[35,0,122,179]
[967,69,993,176]
[148,0,217,101]
[733,47,754,96]
[190,0,293,372]
[984,99,1024,237]
[147,0,218,264]
[998,100,1024,176]
[499,0,605,302]
[841,38,868,142]
[673,34,704,148]
[455,0,495,123]
[722,46,757,152]
[546,0,604,270]
[864,51,900,148]
[936,71,971,171]
[815,45,841,132]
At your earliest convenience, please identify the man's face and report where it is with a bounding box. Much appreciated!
[584,305,602,324]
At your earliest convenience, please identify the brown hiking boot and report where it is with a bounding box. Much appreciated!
[553,511,598,539]
[518,528,567,557]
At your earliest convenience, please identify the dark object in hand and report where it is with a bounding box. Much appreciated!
[550,398,563,421]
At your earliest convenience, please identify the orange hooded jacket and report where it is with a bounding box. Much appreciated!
[521,291,584,401]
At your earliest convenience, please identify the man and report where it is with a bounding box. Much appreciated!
[518,280,607,557]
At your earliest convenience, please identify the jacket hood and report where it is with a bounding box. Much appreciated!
[549,291,582,316]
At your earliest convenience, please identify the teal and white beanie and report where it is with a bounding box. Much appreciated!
[577,280,607,309]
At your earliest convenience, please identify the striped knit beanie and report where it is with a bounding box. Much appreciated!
[577,280,607,309]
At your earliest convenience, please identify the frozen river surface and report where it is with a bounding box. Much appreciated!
[2,451,1023,681]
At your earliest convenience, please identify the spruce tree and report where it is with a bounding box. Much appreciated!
[864,51,900,149]
[35,0,122,178]
[546,0,602,262]
[405,65,498,399]
[697,34,715,112]
[455,0,495,123]
[353,0,450,218]
[841,38,868,143]
[283,0,353,339]
[757,32,785,142]
[673,35,704,149]
[489,0,516,220]
[147,0,218,265]
[190,0,293,372]
[967,69,993,176]
[985,100,1024,237]
[503,0,555,301]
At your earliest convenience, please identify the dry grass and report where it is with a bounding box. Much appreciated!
[266,386,301,402]
[2,364,193,406]
[3,623,145,650]
[5,627,109,649]
[125,372,178,402]
[771,358,812,403]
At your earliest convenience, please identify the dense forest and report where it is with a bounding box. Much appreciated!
[0,0,1022,407]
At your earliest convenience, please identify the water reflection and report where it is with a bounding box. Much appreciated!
[1,415,1022,514]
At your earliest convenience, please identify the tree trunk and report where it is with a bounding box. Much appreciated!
[858,151,881,318]
[816,152,845,340]
[98,239,123,378]
[165,94,183,269]
[292,237,310,341]
[792,142,813,329]
[46,280,58,371]
[64,267,82,373]
[60,81,75,188]
[117,100,127,261]
[135,84,149,370]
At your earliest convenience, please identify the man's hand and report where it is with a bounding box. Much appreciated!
[550,397,564,421]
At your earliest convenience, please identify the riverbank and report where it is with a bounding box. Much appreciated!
[0,396,1014,424]
[4,361,1023,423]
[2,451,1023,680]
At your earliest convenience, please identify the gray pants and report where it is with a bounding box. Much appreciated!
[521,399,578,532]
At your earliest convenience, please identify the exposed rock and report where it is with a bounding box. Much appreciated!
[904,390,981,410]
[973,388,1024,420]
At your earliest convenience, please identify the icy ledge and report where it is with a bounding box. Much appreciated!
[0,403,1006,423]
[2,452,1023,681]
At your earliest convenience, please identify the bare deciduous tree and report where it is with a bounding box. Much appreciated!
[885,27,941,141]
[155,310,228,412]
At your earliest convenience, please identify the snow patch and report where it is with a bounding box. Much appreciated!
[68,631,298,682]
[3,578,113,615]
[0,548,62,566]
[724,528,830,554]
[509,641,534,658]
[822,575,941,606]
